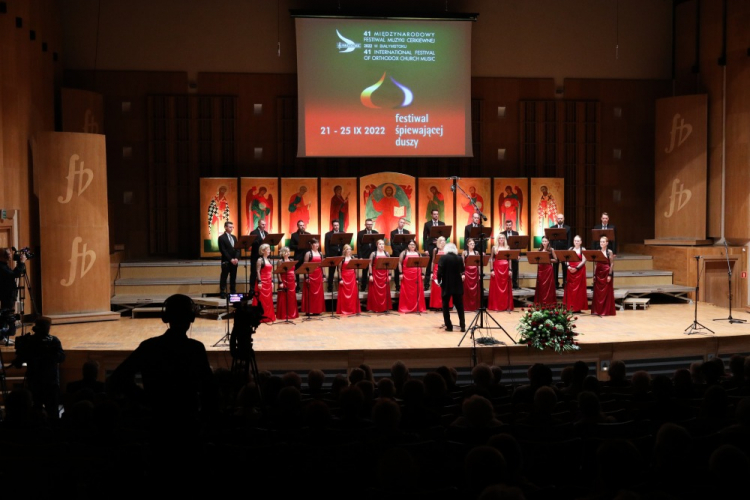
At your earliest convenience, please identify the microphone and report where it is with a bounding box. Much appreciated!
[450,185,455,193]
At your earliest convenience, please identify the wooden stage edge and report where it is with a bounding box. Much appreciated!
[33,302,750,387]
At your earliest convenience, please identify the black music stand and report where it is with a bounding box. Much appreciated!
[345,259,370,317]
[391,233,417,249]
[361,233,385,248]
[429,225,453,243]
[274,261,297,325]
[298,234,321,252]
[372,257,399,315]
[404,256,429,315]
[592,229,615,251]
[320,256,344,319]
[297,262,322,322]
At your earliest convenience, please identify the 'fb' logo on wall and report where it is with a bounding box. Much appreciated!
[60,237,96,287]
[664,113,692,154]
[83,109,99,133]
[58,154,93,204]
[664,178,692,218]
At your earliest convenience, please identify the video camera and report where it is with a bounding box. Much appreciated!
[12,246,34,263]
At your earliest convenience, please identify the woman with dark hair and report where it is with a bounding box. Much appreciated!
[336,244,361,316]
[563,235,588,312]
[592,235,616,316]
[397,239,426,314]
[302,238,325,314]
[367,239,391,312]
[463,238,481,311]
[533,236,557,305]
[253,243,275,322]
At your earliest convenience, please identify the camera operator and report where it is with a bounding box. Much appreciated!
[11,317,66,419]
[0,247,26,343]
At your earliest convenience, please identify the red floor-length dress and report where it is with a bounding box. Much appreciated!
[367,252,391,313]
[463,252,481,312]
[563,250,588,312]
[253,260,275,322]
[592,251,616,316]
[301,252,325,314]
[534,252,557,305]
[276,261,299,320]
[336,258,361,316]
[488,255,514,311]
[398,252,426,313]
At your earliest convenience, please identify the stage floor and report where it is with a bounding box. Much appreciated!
[51,302,749,353]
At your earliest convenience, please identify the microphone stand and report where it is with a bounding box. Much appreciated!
[686,255,714,335]
[454,180,515,360]
[714,242,746,324]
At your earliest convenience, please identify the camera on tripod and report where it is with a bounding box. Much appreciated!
[12,246,34,263]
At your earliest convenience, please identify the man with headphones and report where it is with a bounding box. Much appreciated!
[109,294,215,424]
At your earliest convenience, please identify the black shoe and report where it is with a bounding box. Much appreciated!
[220,292,226,299]
[460,326,465,332]
[444,326,453,332]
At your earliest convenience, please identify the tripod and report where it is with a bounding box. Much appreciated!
[685,255,714,335]
[714,241,746,324]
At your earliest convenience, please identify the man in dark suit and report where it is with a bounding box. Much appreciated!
[463,212,488,253]
[592,212,617,254]
[249,219,268,291]
[289,220,311,286]
[324,220,343,292]
[503,219,520,289]
[423,209,445,289]
[357,218,377,291]
[390,217,410,292]
[550,213,572,289]
[437,243,465,332]
[218,221,240,298]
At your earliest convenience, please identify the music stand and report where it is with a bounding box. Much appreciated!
[345,259,370,317]
[329,232,354,251]
[372,257,399,315]
[468,226,490,253]
[274,261,297,325]
[391,233,417,248]
[429,225,453,243]
[320,256,344,319]
[714,242,746,324]
[508,235,530,252]
[298,234,321,252]
[297,262,322,322]
[361,233,385,247]
[592,229,615,249]
[544,227,567,244]
[236,235,256,294]
[404,256,430,315]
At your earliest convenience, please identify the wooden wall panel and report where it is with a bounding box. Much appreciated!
[724,0,750,243]
[61,88,104,134]
[654,95,708,241]
[35,132,111,315]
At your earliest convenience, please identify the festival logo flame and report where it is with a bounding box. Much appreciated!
[336,30,359,53]
[360,72,413,109]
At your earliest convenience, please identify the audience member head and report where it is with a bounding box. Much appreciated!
[528,363,553,387]
[304,399,332,430]
[461,395,497,427]
[559,366,574,387]
[423,371,447,401]
[359,363,375,383]
[572,360,590,384]
[464,446,508,498]
[701,384,728,418]
[390,360,410,390]
[533,386,558,415]
[583,375,600,394]
[654,423,692,471]
[377,378,396,399]
[436,365,457,390]
[81,360,100,382]
[338,386,365,420]
[472,363,494,389]
[161,293,197,332]
[348,367,366,386]
[709,445,750,493]
[372,398,401,431]
[281,371,302,390]
[631,370,651,395]
[578,391,603,420]
[307,369,325,394]
[355,380,375,407]
[729,355,745,379]
[702,357,726,385]
[330,374,349,397]
[401,379,426,406]
[651,374,673,401]
[488,434,523,478]
[608,360,627,384]
[673,368,694,398]
[490,365,503,385]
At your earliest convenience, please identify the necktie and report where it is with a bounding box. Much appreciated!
[228,235,234,246]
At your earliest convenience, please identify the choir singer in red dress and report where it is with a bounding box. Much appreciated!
[367,239,391,313]
[336,244,361,316]
[592,236,616,316]
[302,239,325,315]
[563,235,588,312]
[488,233,514,312]
[462,238,481,312]
[533,236,557,305]
[397,240,426,314]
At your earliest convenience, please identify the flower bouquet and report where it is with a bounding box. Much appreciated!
[517,303,580,353]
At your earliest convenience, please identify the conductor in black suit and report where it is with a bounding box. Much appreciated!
[390,217,409,292]
[550,213,572,289]
[503,219,520,289]
[423,209,445,289]
[218,221,240,298]
[437,243,465,332]
[324,220,343,292]
[463,212,488,253]
[249,219,268,291]
[356,218,377,291]
[592,212,617,254]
